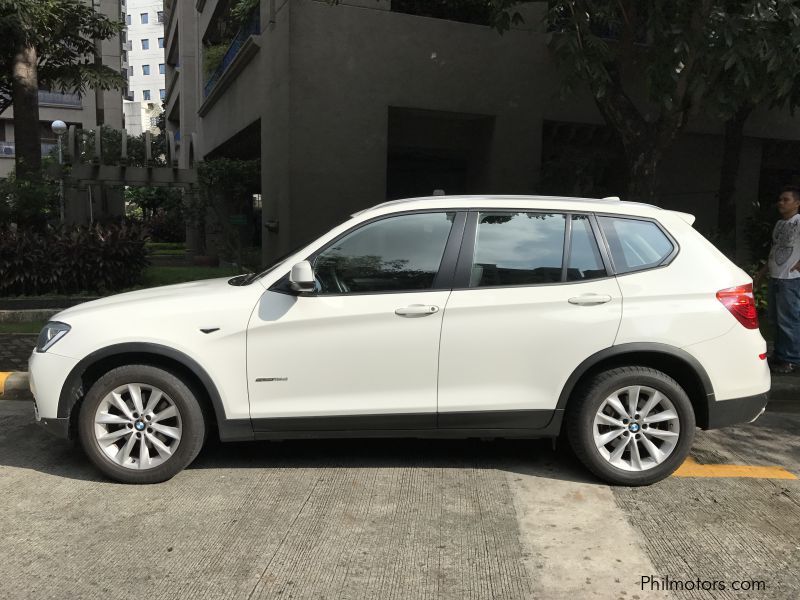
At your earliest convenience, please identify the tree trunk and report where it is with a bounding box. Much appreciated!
[717,106,753,237]
[624,141,661,204]
[11,44,41,181]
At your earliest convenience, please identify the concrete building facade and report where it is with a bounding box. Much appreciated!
[165,0,800,263]
[0,0,125,181]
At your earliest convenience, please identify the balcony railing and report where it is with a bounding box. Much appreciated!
[38,90,81,106]
[203,10,260,98]
[0,141,60,157]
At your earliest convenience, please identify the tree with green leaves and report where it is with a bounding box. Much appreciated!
[706,3,800,237]
[543,0,800,209]
[0,0,124,180]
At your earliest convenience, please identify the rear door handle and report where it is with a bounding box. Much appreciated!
[395,304,440,317]
[568,294,612,306]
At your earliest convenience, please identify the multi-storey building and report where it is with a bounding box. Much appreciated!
[122,0,167,135]
[0,0,124,181]
[165,0,800,263]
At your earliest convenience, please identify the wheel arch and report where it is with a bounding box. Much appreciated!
[557,343,715,429]
[57,343,253,441]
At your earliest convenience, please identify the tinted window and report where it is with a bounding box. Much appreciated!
[470,213,565,287]
[598,216,673,273]
[313,212,454,294]
[568,215,606,281]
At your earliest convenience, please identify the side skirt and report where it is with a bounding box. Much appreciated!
[220,409,564,442]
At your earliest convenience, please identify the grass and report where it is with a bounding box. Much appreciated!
[137,265,242,288]
[0,321,46,334]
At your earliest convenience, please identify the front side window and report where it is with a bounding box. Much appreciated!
[567,215,606,281]
[313,212,455,294]
[598,216,674,274]
[470,212,566,287]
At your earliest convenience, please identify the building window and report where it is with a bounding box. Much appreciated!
[143,90,151,101]
[129,66,134,76]
[142,64,150,75]
[130,90,134,101]
[158,37,164,48]
[141,39,149,50]
[157,11,165,23]
[140,12,148,24]
[159,63,165,74]
[150,116,159,128]
[125,14,131,25]
[160,89,166,100]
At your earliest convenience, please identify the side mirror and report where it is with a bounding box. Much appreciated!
[289,261,316,292]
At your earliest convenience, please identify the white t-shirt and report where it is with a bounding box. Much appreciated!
[768,214,800,279]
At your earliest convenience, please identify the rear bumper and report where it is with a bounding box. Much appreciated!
[705,393,769,429]
[36,415,71,439]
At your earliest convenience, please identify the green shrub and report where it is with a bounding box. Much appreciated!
[0,224,149,296]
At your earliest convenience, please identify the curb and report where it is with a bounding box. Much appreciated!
[0,372,30,400]
[0,309,60,324]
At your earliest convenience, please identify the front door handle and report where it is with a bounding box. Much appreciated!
[568,294,612,306]
[395,304,440,317]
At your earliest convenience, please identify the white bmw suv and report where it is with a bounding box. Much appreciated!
[29,196,769,485]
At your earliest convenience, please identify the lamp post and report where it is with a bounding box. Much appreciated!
[51,120,67,223]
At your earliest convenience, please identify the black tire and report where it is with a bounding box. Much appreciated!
[78,364,206,484]
[566,366,695,486]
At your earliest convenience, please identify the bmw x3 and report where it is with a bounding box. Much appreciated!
[29,195,770,485]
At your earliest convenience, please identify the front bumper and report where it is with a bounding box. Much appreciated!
[29,350,79,440]
[705,393,769,429]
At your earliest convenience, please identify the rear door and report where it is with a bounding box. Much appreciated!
[437,211,623,428]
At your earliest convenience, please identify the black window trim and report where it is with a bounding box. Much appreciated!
[269,209,467,297]
[452,209,616,290]
[594,212,680,276]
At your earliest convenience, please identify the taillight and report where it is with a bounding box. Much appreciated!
[716,284,759,329]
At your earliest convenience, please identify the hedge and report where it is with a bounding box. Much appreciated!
[0,224,149,296]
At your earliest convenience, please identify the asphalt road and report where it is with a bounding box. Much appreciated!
[0,398,797,600]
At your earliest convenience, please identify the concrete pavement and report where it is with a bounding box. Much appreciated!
[0,397,798,599]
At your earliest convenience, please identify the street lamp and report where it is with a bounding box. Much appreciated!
[51,120,67,223]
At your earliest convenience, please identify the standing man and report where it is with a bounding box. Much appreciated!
[755,185,800,373]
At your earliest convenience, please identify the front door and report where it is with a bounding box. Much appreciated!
[247,211,463,431]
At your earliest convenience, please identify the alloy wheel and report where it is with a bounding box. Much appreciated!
[93,382,183,470]
[592,385,681,472]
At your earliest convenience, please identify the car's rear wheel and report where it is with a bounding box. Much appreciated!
[78,365,205,484]
[567,366,695,486]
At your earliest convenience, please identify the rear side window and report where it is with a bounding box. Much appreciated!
[598,216,674,274]
[470,212,566,287]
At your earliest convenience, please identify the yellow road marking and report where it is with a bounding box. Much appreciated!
[0,372,10,396]
[673,456,797,480]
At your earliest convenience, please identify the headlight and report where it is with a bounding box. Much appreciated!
[36,322,71,353]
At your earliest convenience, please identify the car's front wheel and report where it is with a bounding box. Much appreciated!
[567,366,695,486]
[78,364,206,484]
